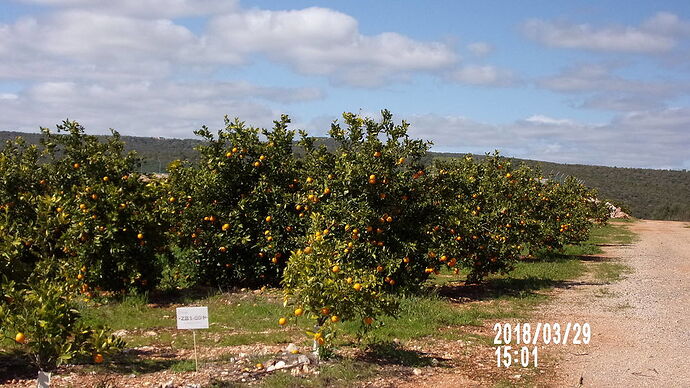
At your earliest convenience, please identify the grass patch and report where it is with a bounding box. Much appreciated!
[587,221,637,246]
[593,262,632,283]
[210,359,378,388]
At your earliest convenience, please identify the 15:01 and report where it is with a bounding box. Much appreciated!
[494,346,538,367]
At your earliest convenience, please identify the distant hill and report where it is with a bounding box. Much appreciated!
[2,130,689,221]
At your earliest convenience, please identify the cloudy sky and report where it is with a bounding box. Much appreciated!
[1,0,689,169]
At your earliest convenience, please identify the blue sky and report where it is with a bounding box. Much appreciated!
[1,1,689,169]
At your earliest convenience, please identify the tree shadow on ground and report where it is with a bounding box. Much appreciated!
[360,342,449,368]
[105,348,185,375]
[437,253,610,303]
[0,351,37,383]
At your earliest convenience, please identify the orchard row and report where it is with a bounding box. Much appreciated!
[0,111,608,364]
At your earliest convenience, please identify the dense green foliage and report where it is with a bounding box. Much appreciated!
[2,131,686,221]
[1,112,608,360]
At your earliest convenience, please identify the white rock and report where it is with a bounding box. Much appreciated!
[412,368,422,376]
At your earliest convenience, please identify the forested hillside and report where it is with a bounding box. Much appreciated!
[2,131,688,220]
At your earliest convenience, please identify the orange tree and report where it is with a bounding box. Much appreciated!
[165,115,306,287]
[0,121,168,293]
[38,121,168,292]
[522,176,607,253]
[0,277,125,372]
[281,111,438,348]
[429,154,541,283]
[0,137,46,282]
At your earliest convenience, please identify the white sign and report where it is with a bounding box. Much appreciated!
[176,306,209,330]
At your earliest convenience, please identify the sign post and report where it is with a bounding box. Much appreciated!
[176,306,209,372]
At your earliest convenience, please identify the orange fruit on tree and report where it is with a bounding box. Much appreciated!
[331,265,340,273]
[93,353,104,364]
[373,151,382,157]
[265,215,272,222]
[73,162,80,169]
[363,317,374,325]
[102,176,109,182]
[294,308,304,317]
[15,332,26,344]
[222,223,230,231]
[137,233,144,240]
[330,315,340,323]
[320,307,330,315]
[353,283,362,291]
[278,317,287,326]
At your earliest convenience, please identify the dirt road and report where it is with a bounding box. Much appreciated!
[546,220,690,387]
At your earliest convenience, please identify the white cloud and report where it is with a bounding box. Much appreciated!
[524,115,575,126]
[406,109,690,169]
[538,63,690,111]
[522,12,690,53]
[205,7,458,86]
[467,42,493,56]
[14,0,238,18]
[447,65,517,86]
[0,5,463,87]
[0,80,322,138]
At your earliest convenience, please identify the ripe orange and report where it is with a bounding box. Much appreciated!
[320,307,330,315]
[330,315,340,323]
[102,176,109,182]
[323,187,331,195]
[294,308,304,316]
[278,317,287,326]
[253,161,261,167]
[15,332,26,344]
[225,151,233,158]
[303,246,313,254]
[222,223,230,231]
[403,256,410,263]
[353,283,362,291]
[259,155,266,161]
[331,265,340,273]
[168,197,176,203]
[137,233,144,240]
[93,353,104,364]
[363,317,374,325]
[219,246,227,253]
[376,265,384,272]
[306,177,314,184]
[373,151,382,157]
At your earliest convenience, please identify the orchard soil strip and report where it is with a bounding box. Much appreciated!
[542,220,690,387]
